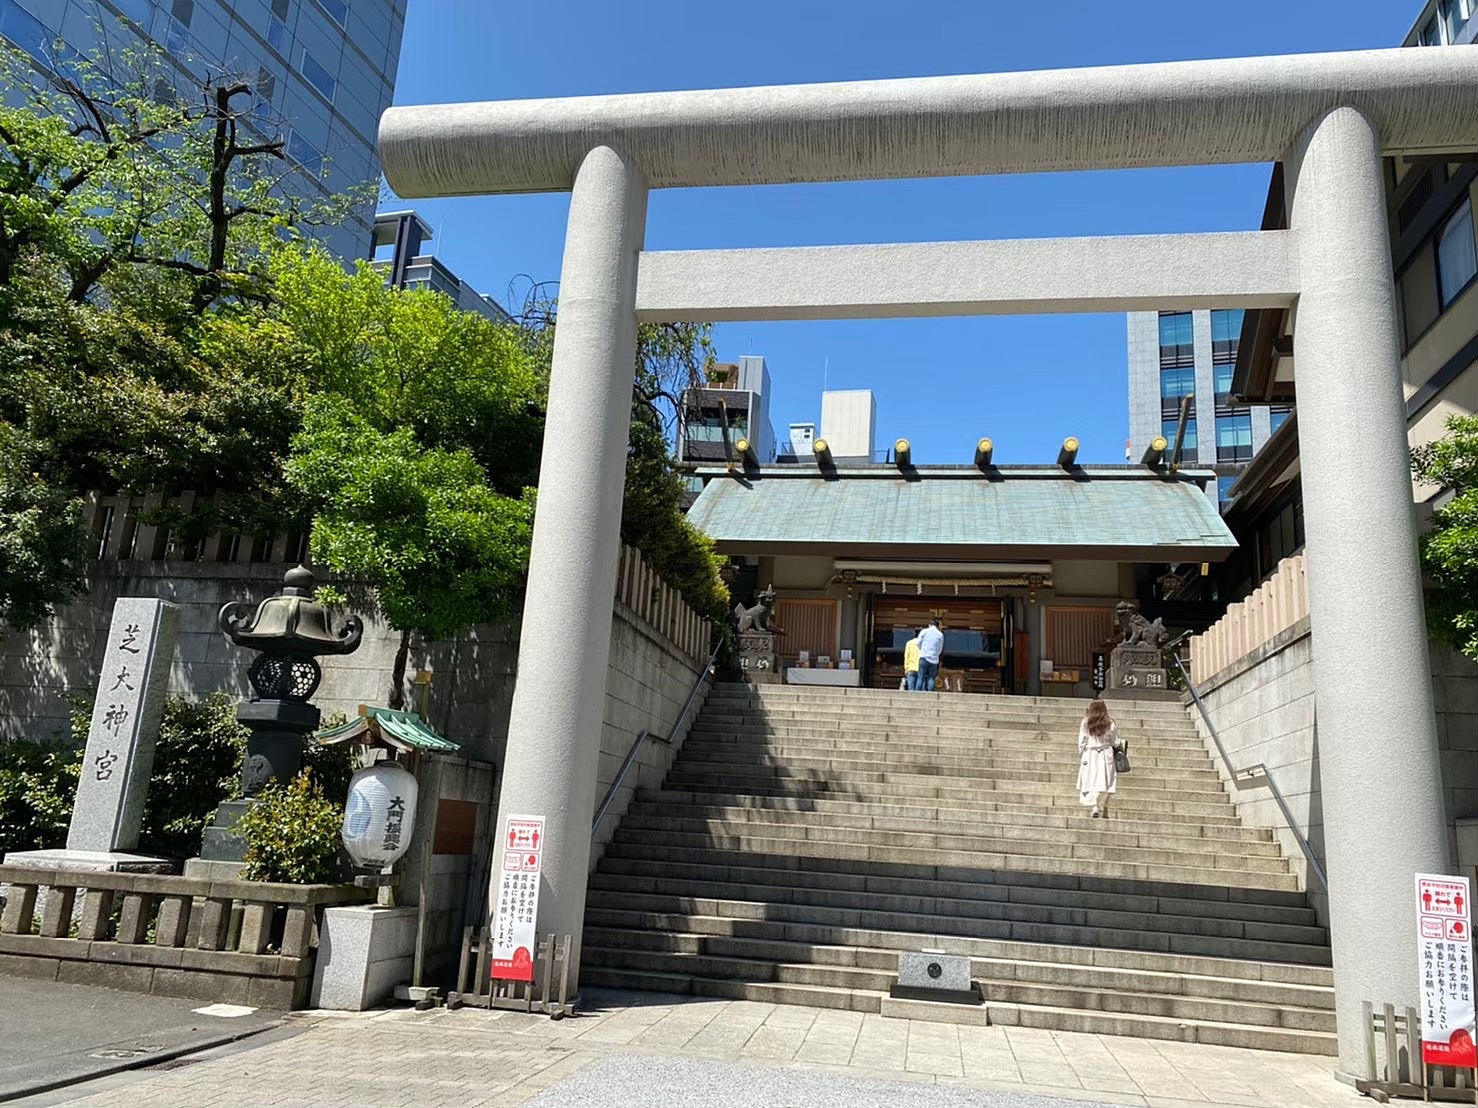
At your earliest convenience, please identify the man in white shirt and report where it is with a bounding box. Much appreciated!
[916,618,944,692]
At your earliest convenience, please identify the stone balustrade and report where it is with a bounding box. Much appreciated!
[0,865,369,1008]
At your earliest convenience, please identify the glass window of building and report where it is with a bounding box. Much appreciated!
[1217,476,1237,502]
[1216,412,1253,463]
[1437,198,1477,308]
[1158,311,1194,367]
[1420,14,1443,43]
[1210,308,1243,363]
[1442,0,1476,43]
[0,0,52,63]
[1214,362,1234,402]
[287,129,322,174]
[1162,418,1197,451]
[300,48,336,101]
[1269,407,1292,434]
[267,14,289,51]
[1159,366,1195,406]
[319,0,349,26]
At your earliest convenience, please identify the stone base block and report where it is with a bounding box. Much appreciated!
[199,799,257,864]
[310,905,417,1011]
[1101,685,1181,702]
[182,857,247,881]
[2,848,176,874]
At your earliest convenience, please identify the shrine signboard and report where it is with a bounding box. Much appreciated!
[1416,873,1476,1068]
[491,815,545,982]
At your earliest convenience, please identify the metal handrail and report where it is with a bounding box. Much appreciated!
[1164,641,1328,892]
[592,633,723,834]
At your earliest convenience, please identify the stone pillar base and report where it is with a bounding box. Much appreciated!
[310,905,418,1010]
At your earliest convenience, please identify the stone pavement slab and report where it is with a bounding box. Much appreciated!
[27,987,1370,1108]
[0,974,278,1102]
[521,1054,1117,1107]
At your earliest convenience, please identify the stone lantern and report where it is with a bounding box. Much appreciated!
[197,565,363,864]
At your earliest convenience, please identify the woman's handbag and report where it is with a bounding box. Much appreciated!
[1113,742,1132,774]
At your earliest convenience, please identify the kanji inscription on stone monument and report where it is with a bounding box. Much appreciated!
[67,598,182,853]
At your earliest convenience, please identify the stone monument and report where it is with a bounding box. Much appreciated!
[733,587,782,684]
[4,597,181,873]
[194,566,362,868]
[1104,601,1176,700]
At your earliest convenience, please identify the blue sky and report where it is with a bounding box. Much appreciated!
[387,1,1421,464]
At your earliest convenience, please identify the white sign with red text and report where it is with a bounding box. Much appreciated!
[1417,873,1476,1068]
[491,815,545,982]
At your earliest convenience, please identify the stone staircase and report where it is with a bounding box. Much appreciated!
[582,683,1336,1054]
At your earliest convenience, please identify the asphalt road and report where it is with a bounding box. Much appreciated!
[0,975,278,1102]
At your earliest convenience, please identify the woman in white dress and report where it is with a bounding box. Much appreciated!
[1077,697,1123,819]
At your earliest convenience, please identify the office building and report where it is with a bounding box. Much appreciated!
[1127,309,1291,508]
[1,0,407,260]
[372,211,512,324]
[675,356,775,465]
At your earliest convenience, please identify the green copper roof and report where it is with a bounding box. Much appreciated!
[316,707,460,753]
[686,467,1237,561]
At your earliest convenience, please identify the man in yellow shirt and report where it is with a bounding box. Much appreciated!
[903,633,922,691]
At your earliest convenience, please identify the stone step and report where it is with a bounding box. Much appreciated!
[694,711,1198,738]
[659,779,1241,824]
[610,822,1291,878]
[681,733,1217,768]
[707,685,1191,718]
[586,875,1325,946]
[604,834,1299,892]
[582,903,1332,979]
[675,746,1224,787]
[662,769,1237,812]
[580,937,1335,1031]
[585,900,1328,971]
[595,851,1313,927]
[581,926,1332,1007]
[600,850,1318,921]
[627,796,1272,847]
[577,964,1336,1055]
[616,810,1286,862]
[641,787,1248,827]
[881,997,1338,1056]
[705,690,1189,716]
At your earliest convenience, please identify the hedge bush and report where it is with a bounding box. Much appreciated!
[238,771,344,884]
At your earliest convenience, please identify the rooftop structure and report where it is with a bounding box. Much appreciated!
[371,211,513,324]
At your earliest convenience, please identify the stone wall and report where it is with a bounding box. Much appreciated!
[591,600,711,867]
[0,562,521,762]
[0,555,711,948]
[1189,615,1478,924]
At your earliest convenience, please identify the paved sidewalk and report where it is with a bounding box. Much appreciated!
[40,988,1367,1107]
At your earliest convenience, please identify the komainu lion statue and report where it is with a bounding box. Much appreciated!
[734,586,784,634]
[1115,601,1169,650]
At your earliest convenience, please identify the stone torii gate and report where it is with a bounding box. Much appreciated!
[381,48,1478,1074]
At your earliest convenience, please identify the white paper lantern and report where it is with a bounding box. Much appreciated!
[341,762,419,867]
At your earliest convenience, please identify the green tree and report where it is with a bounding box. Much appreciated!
[0,42,369,630]
[286,397,535,708]
[515,287,729,640]
[0,423,87,630]
[1414,414,1478,658]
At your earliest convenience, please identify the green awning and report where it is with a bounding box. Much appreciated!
[315,706,460,753]
[686,466,1237,562]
